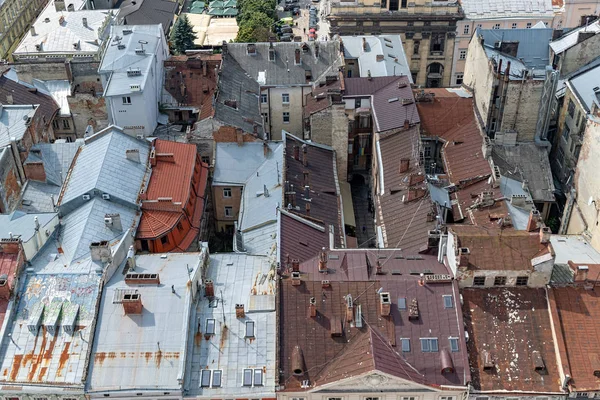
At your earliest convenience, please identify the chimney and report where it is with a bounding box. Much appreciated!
[303,171,309,187]
[150,149,157,166]
[82,17,88,28]
[104,213,123,232]
[293,145,300,160]
[291,346,306,375]
[345,294,353,322]
[318,248,328,273]
[0,274,11,300]
[362,37,367,51]
[6,94,13,104]
[222,41,228,55]
[90,241,111,262]
[204,279,214,297]
[203,60,208,77]
[458,247,470,267]
[263,141,269,157]
[126,245,136,271]
[379,292,391,316]
[330,316,342,337]
[30,26,36,36]
[302,144,308,166]
[539,226,551,244]
[122,293,143,315]
[126,149,140,163]
[376,54,384,62]
[308,297,317,317]
[295,48,301,65]
[291,271,301,286]
[399,158,410,173]
[236,129,244,146]
[235,304,245,318]
[403,119,410,130]
[527,209,541,232]
[440,349,455,374]
[573,263,589,282]
[408,298,419,320]
[321,279,330,288]
[376,260,383,274]
[291,259,300,272]
[305,202,311,215]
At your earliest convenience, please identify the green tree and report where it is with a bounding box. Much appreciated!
[170,15,197,54]
[235,12,273,42]
[238,0,276,21]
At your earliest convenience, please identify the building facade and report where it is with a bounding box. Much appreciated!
[0,0,47,60]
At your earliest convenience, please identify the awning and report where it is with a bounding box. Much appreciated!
[340,181,356,228]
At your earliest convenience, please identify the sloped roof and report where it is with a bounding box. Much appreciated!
[460,0,554,20]
[24,141,83,187]
[443,119,490,185]
[0,105,38,147]
[118,0,178,33]
[568,62,600,112]
[341,35,412,81]
[0,211,56,243]
[279,209,329,264]
[214,142,280,184]
[0,73,59,124]
[478,27,553,71]
[550,21,600,54]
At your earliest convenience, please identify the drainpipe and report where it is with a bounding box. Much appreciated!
[10,138,25,184]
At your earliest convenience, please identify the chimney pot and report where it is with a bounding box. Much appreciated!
[539,226,551,244]
[305,202,311,215]
[376,260,383,274]
[235,304,245,318]
[291,259,300,272]
[204,279,214,297]
[308,297,317,318]
[527,209,541,232]
[318,247,328,273]
[123,293,143,315]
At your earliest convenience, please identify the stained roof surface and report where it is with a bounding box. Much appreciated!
[279,209,329,265]
[214,142,280,184]
[341,35,412,81]
[0,211,57,243]
[32,80,71,117]
[479,27,553,71]
[0,105,38,147]
[550,21,600,54]
[460,0,554,19]
[24,141,83,187]
[0,73,59,123]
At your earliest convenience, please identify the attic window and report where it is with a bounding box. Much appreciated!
[205,318,215,335]
[398,297,407,310]
[212,370,222,387]
[243,369,253,386]
[388,97,399,103]
[201,370,211,387]
[443,295,454,309]
[253,369,263,386]
[245,321,255,338]
[401,338,410,352]
[449,337,459,352]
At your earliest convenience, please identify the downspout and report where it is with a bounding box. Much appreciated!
[512,68,528,131]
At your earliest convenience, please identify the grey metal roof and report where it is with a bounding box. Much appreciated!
[550,21,600,54]
[118,0,178,33]
[99,25,165,97]
[0,211,57,242]
[213,142,280,185]
[224,41,344,86]
[185,253,276,397]
[568,63,600,112]
[428,183,451,209]
[479,27,553,71]
[461,0,553,20]
[0,105,37,147]
[215,53,263,135]
[499,176,534,230]
[550,235,600,265]
[20,180,62,213]
[238,223,278,257]
[492,143,555,203]
[88,250,207,393]
[60,126,151,210]
[341,35,412,81]
[25,141,83,187]
[32,80,72,117]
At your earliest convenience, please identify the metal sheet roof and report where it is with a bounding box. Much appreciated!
[550,235,600,265]
[32,80,71,117]
[461,0,554,20]
[568,63,600,112]
[24,141,83,187]
[89,251,206,393]
[0,105,37,147]
[186,253,276,397]
[0,211,57,243]
[341,35,412,81]
[214,142,280,185]
[479,27,553,71]
[550,21,600,54]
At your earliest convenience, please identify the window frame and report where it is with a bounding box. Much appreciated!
[205,318,216,335]
[283,112,290,123]
[282,93,290,104]
[449,337,459,352]
[242,368,253,386]
[463,25,469,35]
[473,276,486,286]
[212,369,222,387]
[223,188,232,198]
[122,96,132,105]
[526,22,532,28]
[420,337,439,352]
[494,276,507,286]
[398,297,407,310]
[260,93,268,103]
[245,320,255,338]
[456,74,464,85]
[401,337,410,352]
[443,295,454,309]
[511,22,518,29]
[253,369,263,386]
[201,369,212,387]
[493,23,500,29]
[459,50,466,60]
[516,276,529,286]
[224,206,233,217]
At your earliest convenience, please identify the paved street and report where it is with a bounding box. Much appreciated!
[277,0,330,41]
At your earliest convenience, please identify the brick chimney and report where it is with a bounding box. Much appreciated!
[291,345,305,375]
[204,279,214,297]
[236,129,244,146]
[303,171,310,187]
[0,274,10,300]
[308,297,317,317]
[539,226,551,244]
[376,260,383,274]
[24,161,46,182]
[527,209,541,232]
[458,247,470,267]
[302,144,308,166]
[571,262,589,282]
[318,248,328,273]
[105,213,123,232]
[291,271,301,286]
[123,293,143,314]
[362,37,367,51]
[90,241,111,262]
[399,158,410,173]
[379,292,391,316]
[291,259,300,272]
[305,202,311,215]
[295,48,301,65]
[345,294,354,322]
[235,304,245,318]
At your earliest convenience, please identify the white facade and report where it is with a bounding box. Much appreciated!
[99,25,168,137]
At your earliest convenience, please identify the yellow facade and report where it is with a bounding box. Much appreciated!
[0,0,48,60]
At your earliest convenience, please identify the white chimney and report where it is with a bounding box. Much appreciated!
[126,245,136,271]
[82,17,88,27]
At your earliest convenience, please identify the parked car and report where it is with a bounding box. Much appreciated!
[281,26,293,34]
[292,6,300,14]
[293,35,302,41]
[280,33,293,41]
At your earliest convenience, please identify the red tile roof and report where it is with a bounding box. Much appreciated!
[463,288,562,394]
[449,225,550,271]
[549,286,600,391]
[376,127,436,253]
[452,179,511,227]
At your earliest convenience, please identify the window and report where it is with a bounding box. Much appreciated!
[430,33,445,53]
[456,74,464,85]
[440,397,455,400]
[283,112,290,123]
[494,276,507,286]
[223,188,232,198]
[568,99,576,118]
[243,369,253,386]
[122,96,131,104]
[245,321,255,337]
[493,23,500,29]
[401,0,406,7]
[463,25,470,34]
[424,146,432,158]
[62,119,70,129]
[201,369,212,387]
[402,397,417,400]
[516,276,529,286]
[260,94,268,103]
[413,40,420,55]
[526,22,532,28]
[420,338,439,352]
[365,398,379,400]
[201,156,210,164]
[347,70,352,78]
[401,338,410,352]
[473,276,486,286]
[224,206,233,217]
[459,50,466,60]
[512,22,518,29]
[205,318,216,335]
[449,337,459,352]
[53,120,60,130]
[398,297,407,309]
[328,398,343,400]
[253,369,263,386]
[282,93,290,104]
[212,370,222,387]
[355,98,361,108]
[160,235,169,245]
[443,295,454,309]
[262,112,269,124]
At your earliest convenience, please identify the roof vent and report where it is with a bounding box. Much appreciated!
[135,48,145,55]
[532,350,546,371]
[247,43,256,55]
[123,29,133,35]
[82,194,91,201]
[122,293,142,314]
[44,17,50,22]
[482,350,495,370]
[330,315,343,337]
[402,98,414,105]
[118,44,126,50]
[62,304,79,335]
[125,273,160,285]
[127,68,142,77]
[388,97,399,103]
[130,84,141,91]
[440,349,454,374]
[291,271,301,286]
[45,302,63,335]
[28,304,45,334]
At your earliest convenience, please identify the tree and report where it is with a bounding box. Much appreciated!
[238,0,276,21]
[170,15,197,54]
[235,11,273,42]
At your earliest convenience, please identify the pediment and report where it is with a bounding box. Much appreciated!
[312,372,435,393]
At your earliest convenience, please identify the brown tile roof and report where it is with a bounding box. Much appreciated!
[279,210,329,265]
[442,119,491,185]
[451,179,511,227]
[0,75,59,125]
[463,288,562,394]
[164,54,221,121]
[376,127,436,253]
[284,133,344,247]
[549,286,600,391]
[449,225,550,271]
[279,249,469,390]
[416,89,474,137]
[345,76,420,132]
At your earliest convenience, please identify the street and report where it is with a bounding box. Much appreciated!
[277,0,330,41]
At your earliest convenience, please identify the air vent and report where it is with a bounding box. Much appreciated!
[123,29,133,35]
[117,44,126,50]
[82,194,91,201]
[135,48,145,55]
[127,68,142,77]
[102,193,111,200]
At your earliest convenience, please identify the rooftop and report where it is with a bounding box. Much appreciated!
[463,288,562,394]
[568,63,600,112]
[183,14,239,46]
[88,251,206,393]
[460,0,554,20]
[340,35,412,81]
[344,75,420,132]
[32,80,71,117]
[0,105,38,147]
[279,209,329,265]
[550,21,600,54]
[118,0,178,33]
[0,211,57,244]
[214,142,280,185]
[284,133,344,248]
[187,253,276,397]
[376,126,435,253]
[224,41,344,86]
[13,3,113,58]
[279,248,469,390]
[449,225,551,271]
[415,88,475,138]
[0,72,59,124]
[492,143,556,203]
[99,24,165,97]
[549,286,600,391]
